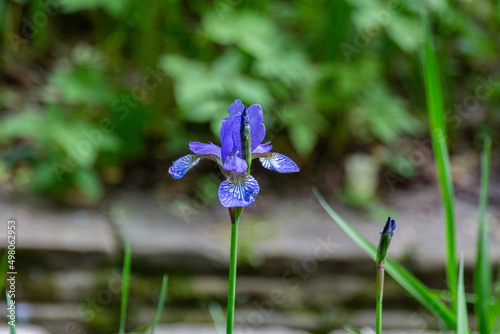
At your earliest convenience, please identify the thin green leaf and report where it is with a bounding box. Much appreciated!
[150,275,168,334]
[474,138,492,334]
[424,22,457,311]
[209,302,226,334]
[457,254,469,333]
[129,323,152,334]
[491,303,500,334]
[430,289,475,303]
[424,28,446,140]
[344,325,362,334]
[313,189,457,329]
[119,242,132,334]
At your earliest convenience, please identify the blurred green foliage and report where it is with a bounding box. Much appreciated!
[0,0,499,202]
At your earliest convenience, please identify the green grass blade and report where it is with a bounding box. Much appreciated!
[430,289,475,303]
[119,242,132,334]
[209,302,226,334]
[424,22,458,311]
[150,275,168,334]
[457,254,469,333]
[313,189,457,329]
[490,300,500,333]
[129,323,152,333]
[424,28,446,140]
[474,137,492,334]
[344,325,361,334]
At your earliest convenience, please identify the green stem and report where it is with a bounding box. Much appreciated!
[376,261,385,334]
[226,207,243,334]
[119,242,131,334]
[474,138,492,334]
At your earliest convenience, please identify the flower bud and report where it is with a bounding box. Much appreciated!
[377,216,396,264]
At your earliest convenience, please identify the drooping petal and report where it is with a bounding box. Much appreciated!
[168,154,201,179]
[189,141,221,156]
[224,155,248,174]
[247,104,266,151]
[259,153,299,173]
[218,174,260,207]
[252,141,272,154]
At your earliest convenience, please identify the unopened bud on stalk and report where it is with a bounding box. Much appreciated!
[377,216,396,264]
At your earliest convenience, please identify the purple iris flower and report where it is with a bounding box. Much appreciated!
[169,99,299,207]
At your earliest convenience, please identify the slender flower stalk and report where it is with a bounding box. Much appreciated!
[375,216,396,334]
[168,100,299,333]
[227,207,243,334]
[376,262,384,334]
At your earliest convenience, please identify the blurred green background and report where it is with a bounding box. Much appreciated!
[0,0,499,206]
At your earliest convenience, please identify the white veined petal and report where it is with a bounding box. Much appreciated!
[259,153,299,173]
[168,155,201,179]
[218,174,260,208]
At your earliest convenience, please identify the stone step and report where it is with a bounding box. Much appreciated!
[15,268,417,313]
[0,325,50,334]
[329,330,451,334]
[150,324,309,333]
[2,187,499,274]
[111,187,500,275]
[0,301,442,333]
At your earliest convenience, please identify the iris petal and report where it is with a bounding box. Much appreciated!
[221,100,245,161]
[252,142,272,153]
[220,101,268,164]
[231,120,242,159]
[247,104,266,151]
[227,99,245,116]
[168,154,201,179]
[189,141,221,156]
[221,114,240,163]
[224,155,248,173]
[259,153,299,173]
[218,174,260,207]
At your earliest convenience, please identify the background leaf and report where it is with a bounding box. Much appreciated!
[423,21,458,310]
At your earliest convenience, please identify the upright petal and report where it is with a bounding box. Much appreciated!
[218,174,260,207]
[252,142,272,154]
[230,114,242,158]
[189,141,221,156]
[220,100,245,159]
[247,104,266,151]
[259,153,299,173]
[227,99,245,116]
[168,154,201,179]
[224,155,248,174]
[221,114,240,162]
